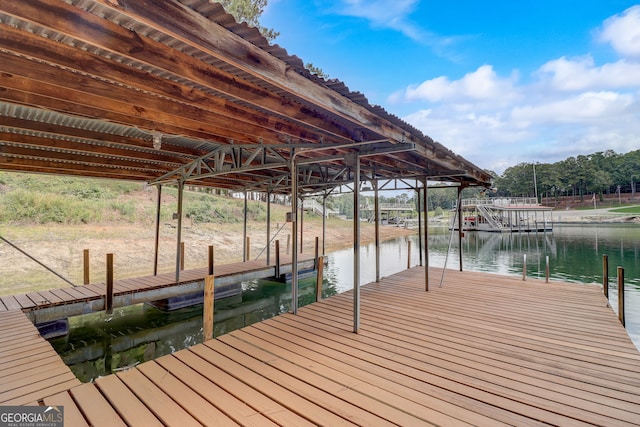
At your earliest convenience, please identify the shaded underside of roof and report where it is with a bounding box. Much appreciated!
[0,0,492,194]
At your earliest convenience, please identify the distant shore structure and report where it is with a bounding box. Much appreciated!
[453,197,553,232]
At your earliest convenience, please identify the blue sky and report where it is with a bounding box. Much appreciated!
[261,1,640,174]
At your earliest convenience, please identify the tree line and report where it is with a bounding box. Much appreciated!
[491,149,640,202]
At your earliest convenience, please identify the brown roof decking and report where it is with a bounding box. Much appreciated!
[0,0,491,194]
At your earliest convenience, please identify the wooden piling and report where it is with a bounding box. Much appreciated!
[603,255,609,299]
[275,239,281,278]
[407,240,412,269]
[203,274,214,341]
[316,255,325,302]
[208,245,214,276]
[246,236,251,261]
[617,266,625,327]
[83,249,90,285]
[522,254,527,281]
[180,242,185,271]
[106,253,113,314]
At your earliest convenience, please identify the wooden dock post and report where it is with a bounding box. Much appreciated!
[203,274,214,341]
[208,245,214,276]
[180,242,185,271]
[83,249,90,285]
[275,240,281,278]
[407,240,412,269]
[246,236,251,261]
[603,255,609,299]
[522,254,527,281]
[617,266,625,327]
[316,255,324,302]
[545,255,550,283]
[314,236,319,269]
[106,253,113,314]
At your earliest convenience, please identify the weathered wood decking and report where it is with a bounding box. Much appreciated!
[0,310,80,405]
[0,255,315,323]
[2,267,640,425]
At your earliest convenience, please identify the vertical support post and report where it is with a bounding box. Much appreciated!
[300,197,304,253]
[208,245,214,276]
[352,155,361,333]
[617,267,625,327]
[314,236,319,269]
[407,240,412,269]
[374,180,381,283]
[603,254,609,299]
[286,234,291,255]
[243,190,248,262]
[175,180,184,282]
[522,254,527,281]
[423,178,429,291]
[545,255,550,283]
[322,193,327,256]
[180,242,185,271]
[203,274,214,341]
[316,255,325,302]
[106,253,113,314]
[246,236,251,261]
[275,240,281,278]
[83,249,90,285]
[457,186,463,272]
[153,184,162,276]
[417,183,423,266]
[291,156,299,314]
[266,191,271,265]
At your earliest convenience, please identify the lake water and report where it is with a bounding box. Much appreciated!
[51,224,640,381]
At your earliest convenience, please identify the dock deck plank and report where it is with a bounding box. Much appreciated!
[1,267,640,425]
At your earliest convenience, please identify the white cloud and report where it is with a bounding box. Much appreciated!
[391,7,640,174]
[401,65,519,103]
[537,55,640,91]
[598,5,640,59]
[331,0,420,37]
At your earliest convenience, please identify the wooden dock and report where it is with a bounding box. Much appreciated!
[2,267,640,425]
[0,255,315,324]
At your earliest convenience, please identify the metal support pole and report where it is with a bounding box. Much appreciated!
[417,184,423,267]
[266,191,271,265]
[523,254,527,281]
[603,255,609,299]
[374,180,381,282]
[153,184,162,276]
[316,255,325,302]
[291,158,299,314]
[353,155,361,333]
[300,197,304,254]
[322,193,327,256]
[545,255,550,283]
[243,190,248,262]
[457,186,463,272]
[423,178,429,291]
[407,240,412,269]
[175,180,184,282]
[275,240,281,278]
[618,267,625,327]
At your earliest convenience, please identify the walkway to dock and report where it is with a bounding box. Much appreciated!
[2,267,640,425]
[0,255,315,323]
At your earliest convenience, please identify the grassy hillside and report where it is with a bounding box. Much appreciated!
[0,172,413,295]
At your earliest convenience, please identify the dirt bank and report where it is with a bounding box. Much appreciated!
[0,218,414,296]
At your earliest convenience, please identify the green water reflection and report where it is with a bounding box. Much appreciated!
[51,224,640,382]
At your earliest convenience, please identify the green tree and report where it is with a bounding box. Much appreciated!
[219,0,279,41]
